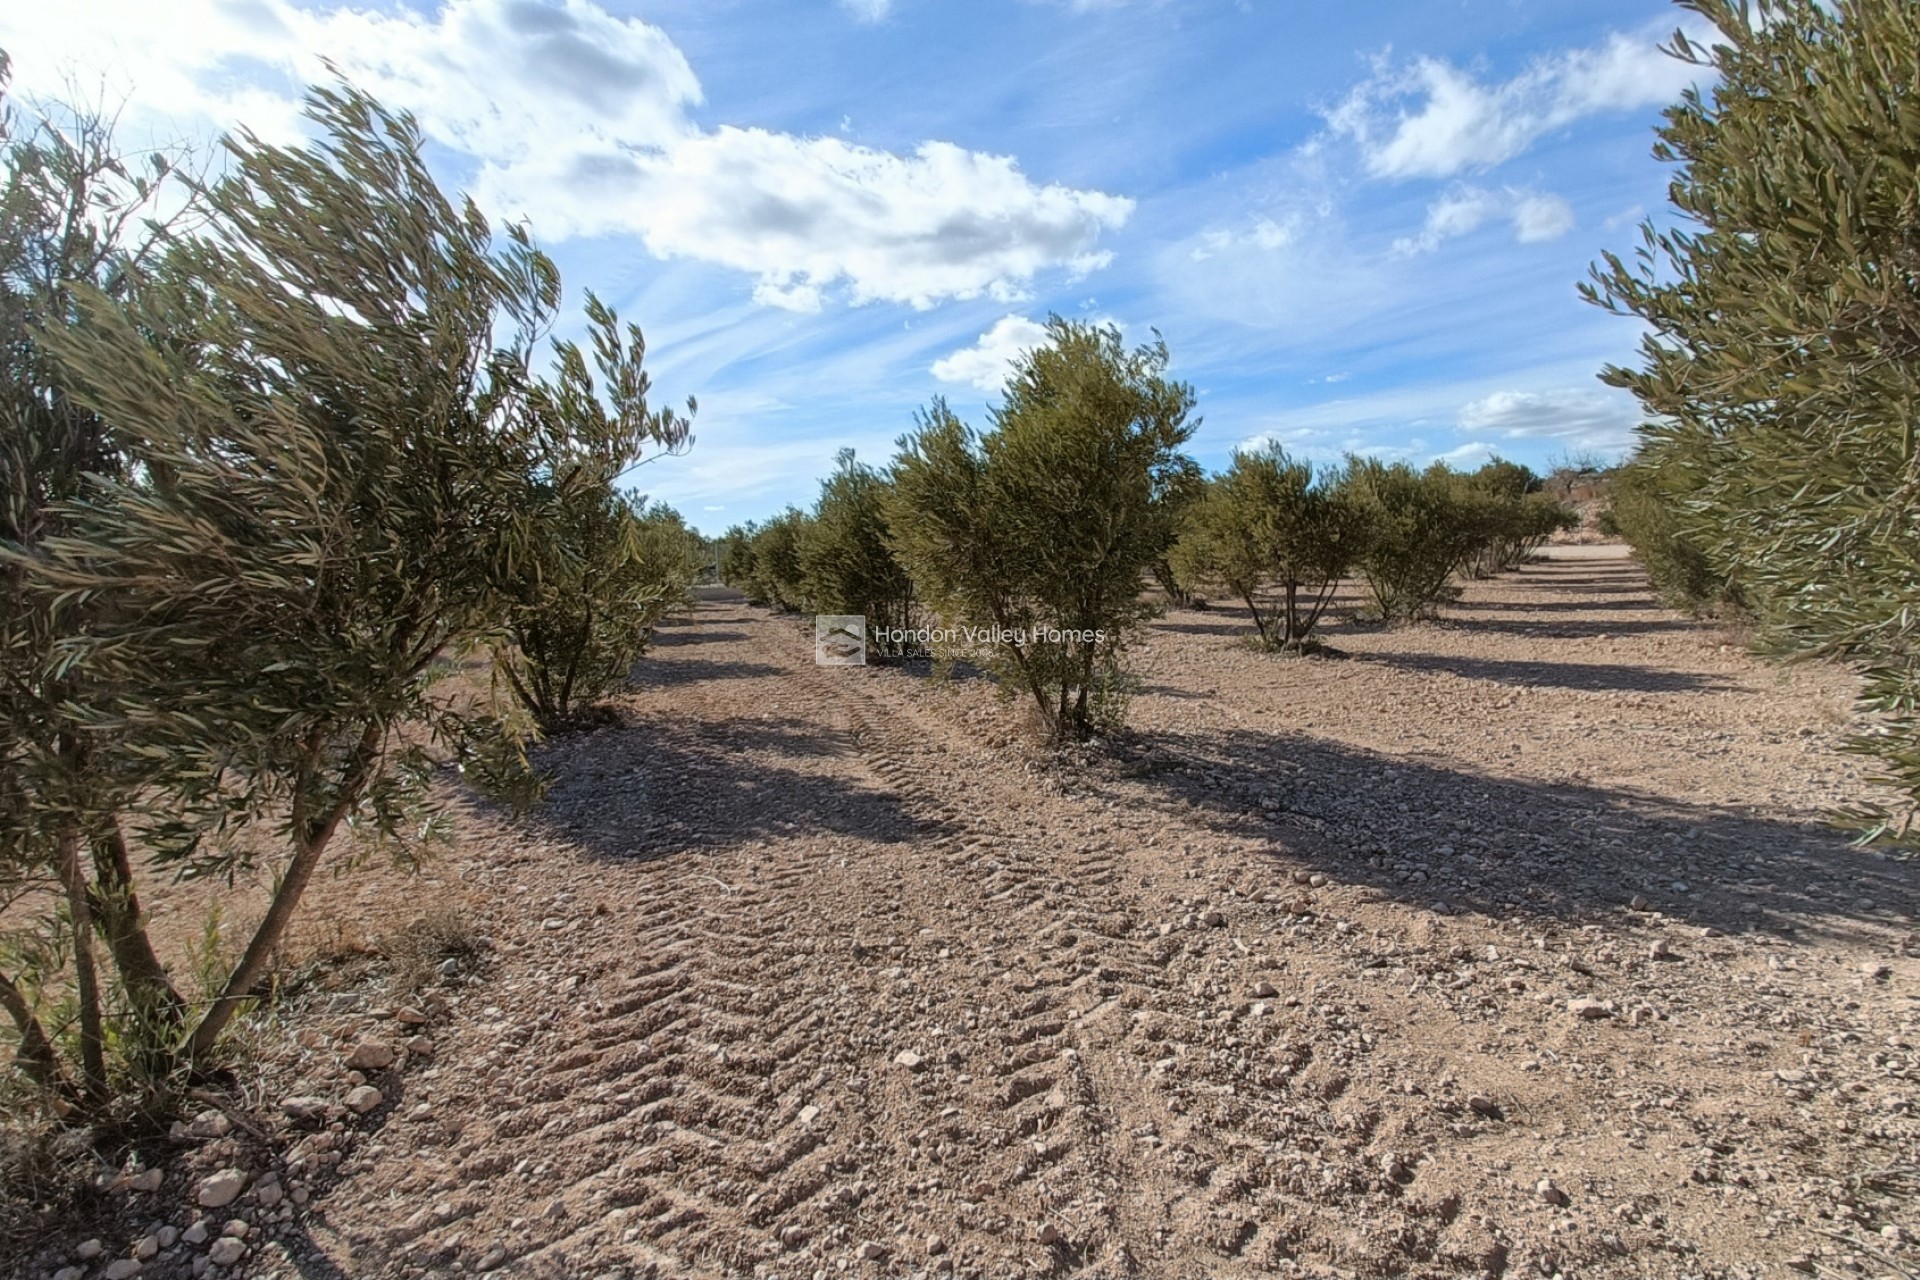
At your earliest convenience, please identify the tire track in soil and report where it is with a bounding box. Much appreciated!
[737,611,1448,1278]
[350,600,1601,1278]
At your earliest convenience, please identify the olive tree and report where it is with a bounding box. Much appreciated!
[1584,0,1920,841]
[1181,446,1369,652]
[888,318,1197,743]
[1335,458,1485,622]
[4,79,631,1099]
[0,52,203,1099]
[800,449,915,657]
[494,294,694,730]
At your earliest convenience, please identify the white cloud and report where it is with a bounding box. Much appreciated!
[1511,192,1575,242]
[1328,25,1708,180]
[0,0,1131,311]
[840,0,893,20]
[1392,185,1573,255]
[931,315,1051,392]
[1188,215,1296,262]
[1433,441,1496,468]
[1458,388,1641,449]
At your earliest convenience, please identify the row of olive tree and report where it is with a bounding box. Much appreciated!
[1170,451,1574,650]
[724,319,1571,738]
[0,69,692,1110]
[1585,0,1920,844]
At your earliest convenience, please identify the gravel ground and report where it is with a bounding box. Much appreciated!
[19,546,1920,1280]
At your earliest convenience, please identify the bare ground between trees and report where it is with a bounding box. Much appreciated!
[14,545,1920,1280]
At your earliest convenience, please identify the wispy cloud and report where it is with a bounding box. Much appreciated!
[1326,24,1706,180]
[1392,185,1574,255]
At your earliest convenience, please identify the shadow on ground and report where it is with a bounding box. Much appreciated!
[1100,728,1916,944]
[1347,650,1738,694]
[520,709,930,863]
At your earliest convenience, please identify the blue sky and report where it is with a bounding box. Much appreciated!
[4,0,1712,533]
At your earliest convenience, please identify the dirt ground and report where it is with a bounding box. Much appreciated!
[16,545,1920,1280]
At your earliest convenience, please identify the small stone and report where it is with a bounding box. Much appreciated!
[1862,962,1892,981]
[893,1050,924,1071]
[255,1181,284,1208]
[104,1260,143,1280]
[926,1234,947,1255]
[395,1006,429,1025]
[1252,980,1278,999]
[207,1237,246,1267]
[1537,1178,1569,1206]
[195,1168,248,1208]
[221,1219,248,1239]
[403,1035,434,1056]
[1629,894,1649,911]
[1567,998,1613,1021]
[1201,908,1226,927]
[798,1104,821,1125]
[780,1224,809,1247]
[128,1167,164,1193]
[344,1040,394,1071]
[191,1110,232,1138]
[1037,1223,1063,1245]
[859,1241,889,1260]
[282,1095,330,1121]
[1671,881,1690,893]
[77,1239,105,1260]
[345,1084,384,1114]
[476,1245,509,1272]
[1648,939,1675,961]
[135,1234,160,1259]
[1467,1094,1501,1118]
[183,1222,210,1246]
[157,1227,177,1248]
[52,1269,82,1280]
[1785,1257,1816,1275]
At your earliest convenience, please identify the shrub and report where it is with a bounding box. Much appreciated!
[1181,446,1368,652]
[1335,458,1484,621]
[748,509,813,611]
[887,318,1197,743]
[494,296,694,731]
[1584,0,1920,840]
[800,449,915,655]
[1603,454,1733,612]
[1457,461,1579,577]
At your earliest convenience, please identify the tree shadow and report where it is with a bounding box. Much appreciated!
[628,658,784,688]
[1431,616,1696,639]
[1104,728,1916,943]
[521,709,933,863]
[1347,650,1735,694]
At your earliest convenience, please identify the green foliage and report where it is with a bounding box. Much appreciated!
[1457,460,1579,577]
[494,293,695,730]
[0,70,695,1111]
[1147,460,1208,608]
[0,51,200,1104]
[723,508,813,611]
[1584,0,1920,842]
[1604,453,1733,610]
[888,317,1197,743]
[1180,446,1368,652]
[1335,458,1485,622]
[800,450,915,654]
